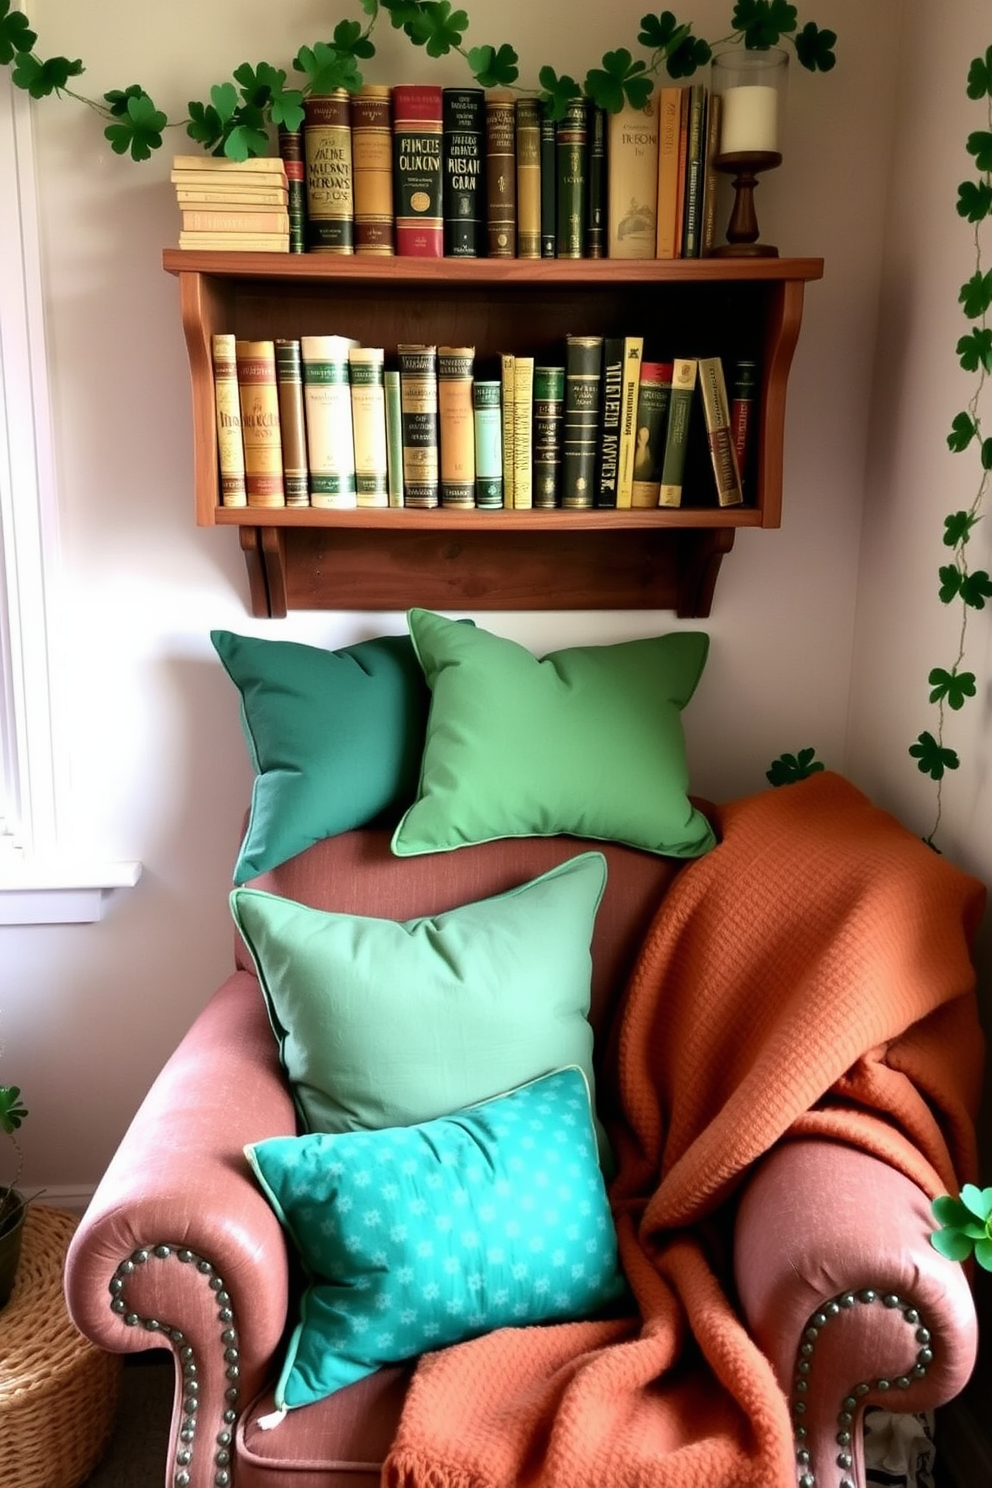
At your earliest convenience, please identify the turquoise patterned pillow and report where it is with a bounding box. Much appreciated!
[244,1067,626,1412]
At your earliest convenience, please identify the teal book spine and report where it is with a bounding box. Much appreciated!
[384,368,404,507]
[533,365,565,508]
[473,380,503,508]
[555,99,587,259]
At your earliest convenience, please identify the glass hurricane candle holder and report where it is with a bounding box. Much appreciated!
[708,47,788,258]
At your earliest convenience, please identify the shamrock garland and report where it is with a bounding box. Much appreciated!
[909,45,992,848]
[0,1,835,162]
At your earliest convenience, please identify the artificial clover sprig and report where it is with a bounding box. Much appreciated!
[931,1184,992,1270]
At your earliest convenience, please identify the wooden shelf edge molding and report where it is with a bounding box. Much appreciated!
[237,524,736,619]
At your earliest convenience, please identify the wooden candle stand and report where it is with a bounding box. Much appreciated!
[708,150,783,258]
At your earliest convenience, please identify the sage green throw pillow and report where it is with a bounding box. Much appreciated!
[211,629,433,884]
[230,852,610,1157]
[392,610,715,860]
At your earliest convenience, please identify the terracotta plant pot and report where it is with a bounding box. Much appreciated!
[0,1187,26,1309]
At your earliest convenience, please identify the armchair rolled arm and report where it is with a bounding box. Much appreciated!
[734,1136,977,1488]
[64,970,297,1488]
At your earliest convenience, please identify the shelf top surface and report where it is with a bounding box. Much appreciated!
[163,249,824,287]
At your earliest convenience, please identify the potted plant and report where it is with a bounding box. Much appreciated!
[0,1082,29,1308]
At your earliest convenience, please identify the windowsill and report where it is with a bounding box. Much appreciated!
[0,859,142,924]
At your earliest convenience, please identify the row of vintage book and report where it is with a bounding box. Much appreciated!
[211,331,758,513]
[174,80,723,261]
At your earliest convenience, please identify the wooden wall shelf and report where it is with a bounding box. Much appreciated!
[165,251,822,616]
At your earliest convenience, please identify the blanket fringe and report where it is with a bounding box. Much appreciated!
[383,1448,485,1488]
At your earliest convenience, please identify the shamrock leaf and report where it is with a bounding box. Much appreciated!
[928,667,976,710]
[12,51,84,99]
[732,0,798,50]
[268,87,305,134]
[961,569,992,609]
[104,89,166,161]
[209,81,239,123]
[984,438,992,472]
[947,412,977,452]
[0,1085,27,1134]
[967,47,992,101]
[332,19,376,61]
[960,1184,992,1222]
[666,34,711,79]
[959,269,992,319]
[938,563,962,602]
[943,509,979,546]
[223,122,271,162]
[381,0,425,28]
[403,2,468,60]
[469,43,519,89]
[909,731,959,780]
[104,83,146,119]
[957,327,992,373]
[186,100,226,152]
[585,49,650,115]
[0,0,36,65]
[957,179,992,224]
[358,0,378,14]
[931,1188,992,1271]
[966,129,992,172]
[293,42,363,94]
[793,22,836,73]
[536,65,580,121]
[766,747,824,786]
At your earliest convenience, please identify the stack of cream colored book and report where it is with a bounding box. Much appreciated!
[172,154,289,252]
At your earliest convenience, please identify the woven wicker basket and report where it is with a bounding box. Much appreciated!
[0,1205,121,1488]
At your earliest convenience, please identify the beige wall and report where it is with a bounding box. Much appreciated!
[2,1,931,1200]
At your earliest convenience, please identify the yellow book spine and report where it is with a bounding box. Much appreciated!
[655,87,683,259]
[607,96,660,260]
[437,346,477,508]
[512,355,535,509]
[234,339,284,508]
[211,333,247,508]
[615,337,645,509]
[349,347,390,508]
[515,99,541,259]
[500,353,516,509]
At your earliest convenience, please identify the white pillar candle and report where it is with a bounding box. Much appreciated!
[720,85,778,154]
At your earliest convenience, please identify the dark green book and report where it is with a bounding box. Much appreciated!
[561,335,603,507]
[681,84,709,259]
[442,88,484,257]
[540,104,557,257]
[533,365,565,508]
[555,99,587,259]
[278,125,306,254]
[595,336,625,507]
[585,103,607,259]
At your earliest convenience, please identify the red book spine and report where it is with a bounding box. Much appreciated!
[392,84,444,257]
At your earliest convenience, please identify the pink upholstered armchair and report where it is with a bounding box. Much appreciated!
[64,792,981,1488]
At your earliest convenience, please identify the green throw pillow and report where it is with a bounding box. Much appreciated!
[244,1066,627,1411]
[211,629,436,884]
[231,852,610,1160]
[391,610,715,859]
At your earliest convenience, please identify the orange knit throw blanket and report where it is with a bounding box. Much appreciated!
[383,773,986,1488]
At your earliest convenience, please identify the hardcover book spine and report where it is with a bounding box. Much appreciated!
[473,380,503,508]
[500,352,516,509]
[556,99,587,259]
[615,336,645,509]
[540,104,556,257]
[595,337,624,507]
[561,334,603,508]
[672,87,691,257]
[701,92,722,256]
[181,208,290,234]
[303,92,355,253]
[607,96,659,260]
[351,84,395,256]
[437,345,477,508]
[698,355,744,507]
[234,339,285,508]
[274,338,309,508]
[397,344,440,508]
[349,346,390,508]
[585,103,607,259]
[532,364,564,509]
[730,357,758,500]
[393,84,444,257]
[443,88,484,257]
[655,86,683,258]
[278,124,307,253]
[511,354,535,509]
[300,334,359,509]
[485,91,516,257]
[515,97,541,259]
[211,333,247,509]
[681,84,709,259]
[658,357,699,508]
[384,368,405,507]
[630,361,673,508]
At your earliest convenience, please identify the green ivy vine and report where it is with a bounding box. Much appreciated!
[909,45,992,849]
[0,1,835,162]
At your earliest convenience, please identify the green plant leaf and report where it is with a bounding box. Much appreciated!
[732,0,798,50]
[293,42,363,94]
[765,747,825,786]
[930,1225,975,1262]
[975,1237,992,1270]
[909,731,959,779]
[0,1,37,65]
[104,83,146,119]
[960,1184,992,1222]
[928,667,976,710]
[933,1193,973,1227]
[103,89,166,160]
[938,563,963,602]
[957,179,992,223]
[332,18,376,60]
[382,0,427,27]
[983,438,992,470]
[637,11,689,54]
[585,49,650,115]
[947,413,977,452]
[967,47,992,101]
[222,122,270,161]
[0,1085,27,1133]
[12,51,84,99]
[186,100,226,151]
[666,34,711,79]
[944,510,980,546]
[966,129,992,172]
[402,1,468,59]
[961,569,992,608]
[537,65,580,121]
[268,87,305,133]
[793,22,836,73]
[209,81,239,123]
[468,42,518,88]
[960,270,992,319]
[957,326,992,373]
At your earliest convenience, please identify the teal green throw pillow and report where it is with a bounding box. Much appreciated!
[244,1066,626,1411]
[391,610,715,860]
[211,629,434,884]
[231,852,610,1157]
